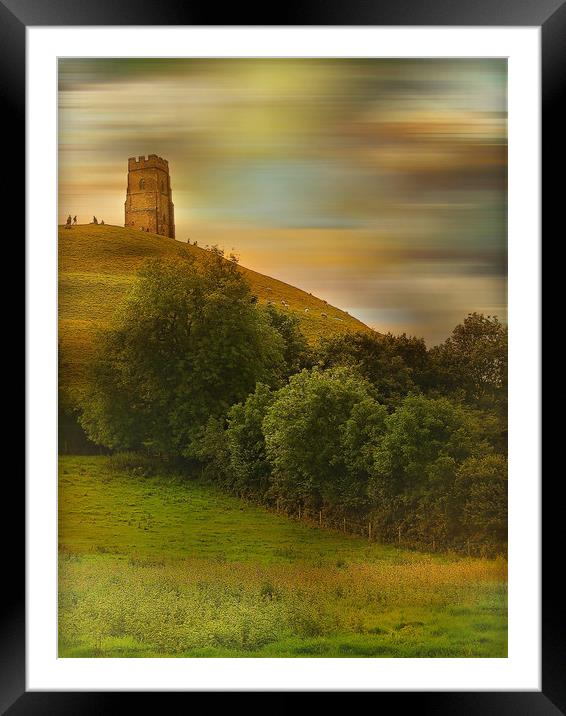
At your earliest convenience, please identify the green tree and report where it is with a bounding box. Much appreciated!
[316,331,431,408]
[192,416,231,483]
[430,313,507,411]
[262,303,312,377]
[225,383,276,497]
[263,367,387,512]
[369,394,490,543]
[79,252,286,457]
[456,454,508,548]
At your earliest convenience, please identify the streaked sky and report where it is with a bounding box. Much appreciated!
[58,59,507,344]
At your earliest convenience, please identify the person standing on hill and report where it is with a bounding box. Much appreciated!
[73,215,77,225]
[92,216,98,224]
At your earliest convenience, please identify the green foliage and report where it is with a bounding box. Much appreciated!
[225,383,276,497]
[193,416,231,482]
[262,304,313,377]
[263,367,387,512]
[372,394,486,496]
[430,313,507,411]
[192,358,506,552]
[456,454,508,549]
[369,394,497,545]
[79,252,286,457]
[316,331,431,408]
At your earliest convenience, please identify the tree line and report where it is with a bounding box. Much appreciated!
[72,250,507,554]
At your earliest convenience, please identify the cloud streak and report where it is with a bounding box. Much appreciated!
[58,58,507,344]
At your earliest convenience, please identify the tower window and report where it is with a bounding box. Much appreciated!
[139,178,145,190]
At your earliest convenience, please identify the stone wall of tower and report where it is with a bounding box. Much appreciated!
[124,155,175,238]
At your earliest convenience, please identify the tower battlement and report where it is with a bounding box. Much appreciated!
[128,154,169,171]
[124,155,175,239]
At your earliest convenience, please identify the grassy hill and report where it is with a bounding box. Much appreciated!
[59,224,373,395]
[59,455,507,658]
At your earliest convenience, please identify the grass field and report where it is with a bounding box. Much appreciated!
[58,455,507,658]
[59,224,372,396]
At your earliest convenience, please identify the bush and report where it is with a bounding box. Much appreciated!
[192,416,231,483]
[369,394,493,544]
[263,367,387,512]
[225,383,276,497]
[456,454,507,548]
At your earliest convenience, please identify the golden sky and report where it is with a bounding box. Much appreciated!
[58,59,507,344]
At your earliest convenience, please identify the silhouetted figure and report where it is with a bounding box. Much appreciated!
[73,216,77,224]
[66,215,72,226]
[100,219,105,225]
[92,216,98,225]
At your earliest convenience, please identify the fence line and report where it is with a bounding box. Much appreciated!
[235,495,501,558]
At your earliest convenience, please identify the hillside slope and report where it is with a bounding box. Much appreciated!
[59,224,373,393]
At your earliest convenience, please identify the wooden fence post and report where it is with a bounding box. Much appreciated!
[343,517,346,533]
[298,506,301,520]
[398,525,401,545]
[467,539,471,557]
[319,510,322,527]
[368,522,372,541]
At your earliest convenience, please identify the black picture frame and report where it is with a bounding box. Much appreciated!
[9,0,556,710]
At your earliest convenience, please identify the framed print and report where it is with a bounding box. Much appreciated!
[10,0,556,709]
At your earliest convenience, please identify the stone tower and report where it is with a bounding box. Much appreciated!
[124,155,175,238]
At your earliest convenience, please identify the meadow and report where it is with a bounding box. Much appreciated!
[59,455,507,658]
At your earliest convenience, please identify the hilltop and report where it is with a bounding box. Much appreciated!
[59,224,373,394]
